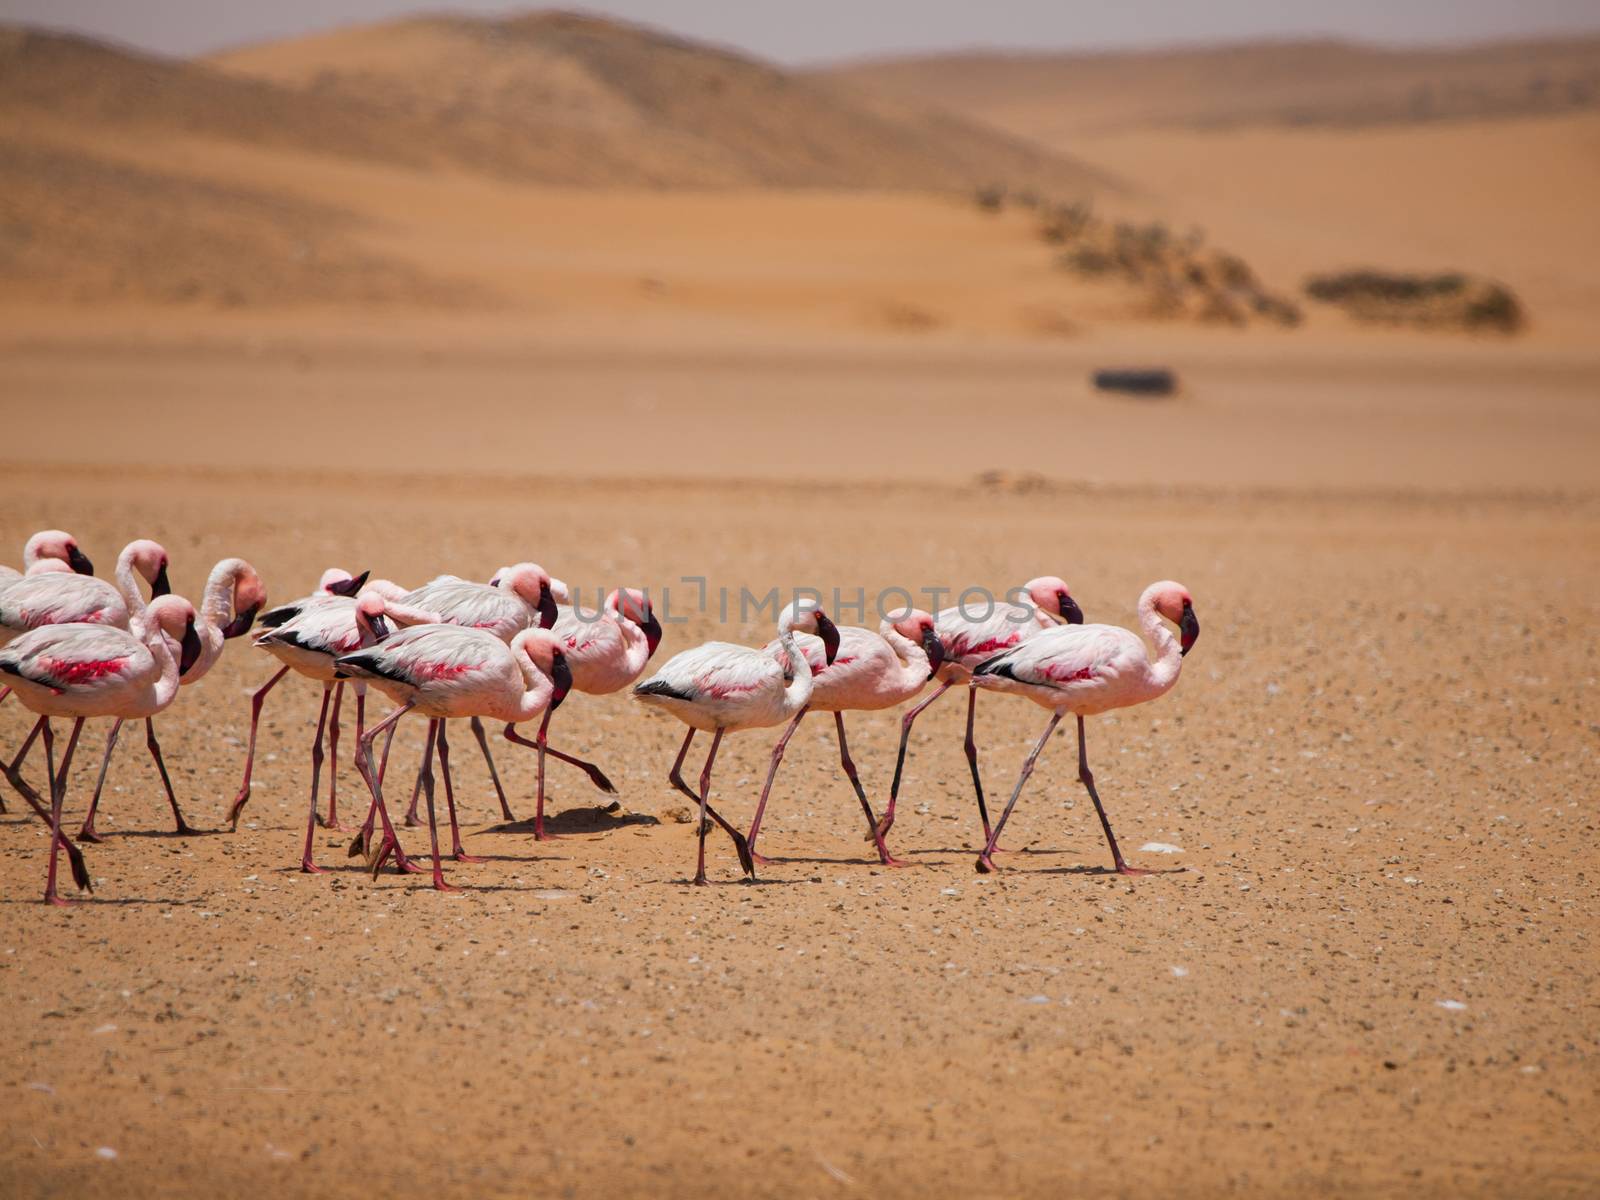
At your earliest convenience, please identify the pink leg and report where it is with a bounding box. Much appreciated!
[321,681,347,831]
[229,665,289,829]
[661,726,752,876]
[78,717,124,842]
[436,723,481,862]
[404,745,424,827]
[301,685,332,873]
[975,712,1061,873]
[353,700,421,876]
[43,718,86,907]
[833,712,909,867]
[877,679,953,840]
[3,717,92,892]
[142,719,194,835]
[745,707,809,864]
[349,711,412,868]
[417,720,457,892]
[0,686,8,810]
[504,723,614,797]
[470,715,515,822]
[1072,715,1180,878]
[691,729,725,886]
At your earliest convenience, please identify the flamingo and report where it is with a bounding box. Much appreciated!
[227,567,369,829]
[336,624,602,889]
[967,580,1200,875]
[247,593,399,873]
[0,537,170,647]
[0,596,202,904]
[77,558,267,841]
[0,529,95,593]
[380,564,569,831]
[744,608,945,867]
[873,576,1083,846]
[633,598,839,885]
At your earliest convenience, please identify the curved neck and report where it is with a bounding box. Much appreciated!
[200,560,237,632]
[143,616,182,709]
[115,545,150,628]
[776,628,815,713]
[613,612,652,676]
[1139,591,1184,696]
[879,622,932,690]
[512,647,556,720]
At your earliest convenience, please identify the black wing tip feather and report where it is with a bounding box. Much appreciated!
[972,652,1019,680]
[337,652,410,686]
[634,678,695,702]
[257,603,302,628]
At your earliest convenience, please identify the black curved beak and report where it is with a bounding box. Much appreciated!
[1180,600,1200,657]
[369,613,392,642]
[550,650,573,709]
[1057,591,1084,625]
[221,603,260,639]
[152,560,172,598]
[68,545,94,575]
[328,571,368,598]
[640,609,663,657]
[815,612,841,666]
[537,581,559,630]
[488,575,501,588]
[179,616,203,676]
[921,627,946,679]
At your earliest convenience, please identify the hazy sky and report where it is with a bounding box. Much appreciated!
[4,0,1598,62]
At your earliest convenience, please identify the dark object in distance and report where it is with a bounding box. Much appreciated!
[1092,368,1177,397]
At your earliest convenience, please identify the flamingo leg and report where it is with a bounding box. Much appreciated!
[142,718,194,835]
[43,717,86,906]
[301,685,332,873]
[353,700,421,876]
[436,722,481,862]
[976,711,1062,873]
[502,724,614,794]
[470,715,515,822]
[3,716,92,891]
[321,681,346,831]
[418,719,457,892]
[350,712,410,868]
[690,728,726,885]
[404,753,425,827]
[662,726,751,879]
[1073,715,1177,878]
[877,679,953,840]
[0,686,9,810]
[964,685,992,840]
[229,664,290,829]
[833,712,908,867]
[744,707,809,864]
[78,717,124,843]
[531,707,558,841]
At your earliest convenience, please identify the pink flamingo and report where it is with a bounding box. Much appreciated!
[0,597,202,904]
[0,529,95,594]
[873,576,1083,845]
[336,625,597,891]
[247,593,399,872]
[381,565,568,831]
[633,599,838,885]
[227,567,368,829]
[77,558,267,841]
[743,608,944,867]
[967,581,1200,875]
[0,538,170,647]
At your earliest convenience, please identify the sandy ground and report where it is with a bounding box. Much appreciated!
[1,402,1597,1195]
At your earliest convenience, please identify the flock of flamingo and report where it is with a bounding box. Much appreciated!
[0,529,1200,904]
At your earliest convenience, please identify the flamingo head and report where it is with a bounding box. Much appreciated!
[356,594,392,642]
[24,530,94,575]
[1149,581,1199,657]
[782,596,841,666]
[221,560,268,639]
[127,540,172,597]
[611,588,662,656]
[518,629,572,708]
[889,608,946,679]
[1024,576,1083,625]
[321,568,368,597]
[501,563,560,629]
[149,595,204,677]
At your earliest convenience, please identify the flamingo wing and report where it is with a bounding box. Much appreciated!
[404,580,524,633]
[338,624,502,688]
[0,623,150,694]
[936,600,1035,663]
[637,642,781,703]
[973,624,1142,692]
[0,574,122,630]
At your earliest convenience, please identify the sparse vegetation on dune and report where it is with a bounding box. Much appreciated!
[1304,269,1525,333]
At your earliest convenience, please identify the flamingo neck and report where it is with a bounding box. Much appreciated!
[776,628,815,713]
[511,643,556,720]
[199,559,239,633]
[143,614,182,709]
[879,622,932,690]
[1139,588,1184,696]
[611,608,652,677]
[115,544,149,628]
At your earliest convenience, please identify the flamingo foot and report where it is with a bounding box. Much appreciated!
[975,854,997,874]
[403,813,421,829]
[531,825,563,842]
[173,819,199,837]
[77,825,104,845]
[748,850,774,868]
[44,892,78,907]
[318,814,349,832]
[876,853,915,869]
[431,876,461,893]
[731,833,755,879]
[691,872,709,887]
[301,859,326,875]
[453,850,485,863]
[1115,862,1184,877]
[226,790,249,831]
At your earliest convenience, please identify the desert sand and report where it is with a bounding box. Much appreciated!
[3,13,1599,1200]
